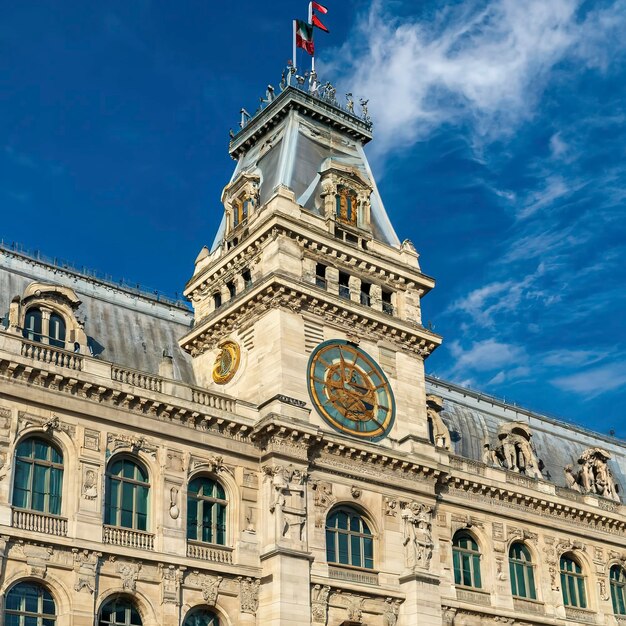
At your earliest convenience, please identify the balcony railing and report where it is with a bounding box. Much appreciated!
[12,508,68,537]
[187,541,233,563]
[513,597,544,615]
[328,565,378,586]
[191,389,235,412]
[21,340,83,371]
[564,607,595,623]
[103,525,154,550]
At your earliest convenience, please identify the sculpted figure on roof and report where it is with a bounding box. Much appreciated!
[485,422,544,479]
[565,447,621,502]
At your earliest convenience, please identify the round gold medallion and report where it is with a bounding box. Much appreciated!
[212,340,241,384]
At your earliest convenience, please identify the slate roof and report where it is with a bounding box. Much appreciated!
[427,375,626,495]
[0,247,195,384]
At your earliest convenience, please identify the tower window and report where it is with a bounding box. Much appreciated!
[382,290,394,315]
[335,186,357,225]
[227,281,236,299]
[339,272,350,300]
[242,268,252,289]
[315,263,327,289]
[360,282,371,306]
[233,197,252,228]
[213,292,222,310]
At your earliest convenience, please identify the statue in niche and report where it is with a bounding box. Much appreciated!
[311,584,330,624]
[426,394,451,450]
[401,501,433,571]
[565,448,621,501]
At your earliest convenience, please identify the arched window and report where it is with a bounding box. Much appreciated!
[98,598,142,626]
[560,554,587,608]
[48,313,66,349]
[13,437,63,515]
[335,187,357,225]
[5,581,56,625]
[611,565,626,615]
[326,507,374,569]
[23,308,43,343]
[105,458,149,531]
[452,531,482,588]
[509,543,537,599]
[183,608,220,626]
[187,476,227,545]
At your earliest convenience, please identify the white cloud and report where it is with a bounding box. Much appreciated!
[328,0,626,155]
[449,338,527,372]
[551,361,626,397]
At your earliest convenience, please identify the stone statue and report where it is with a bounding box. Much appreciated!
[346,92,354,114]
[309,70,319,97]
[569,448,621,501]
[360,98,369,119]
[491,422,544,478]
[383,597,401,626]
[401,501,433,570]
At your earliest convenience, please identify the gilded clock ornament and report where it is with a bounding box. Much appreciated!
[307,340,395,441]
[212,340,241,384]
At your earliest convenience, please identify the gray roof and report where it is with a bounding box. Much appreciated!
[0,247,195,383]
[427,376,626,494]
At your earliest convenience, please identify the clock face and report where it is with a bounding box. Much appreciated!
[212,340,240,384]
[307,340,395,441]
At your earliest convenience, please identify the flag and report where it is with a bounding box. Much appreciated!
[295,19,315,55]
[312,14,329,33]
[312,1,328,13]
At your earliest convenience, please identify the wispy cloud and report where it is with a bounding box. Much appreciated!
[551,361,626,397]
[329,0,626,155]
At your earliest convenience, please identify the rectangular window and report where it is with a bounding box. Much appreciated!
[339,272,350,300]
[382,290,394,315]
[360,282,371,306]
[227,281,236,299]
[315,263,327,289]
[242,269,252,289]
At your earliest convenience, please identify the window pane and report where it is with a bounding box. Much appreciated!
[527,567,537,600]
[462,553,472,586]
[364,536,373,569]
[13,460,31,508]
[577,577,586,608]
[338,532,349,564]
[453,550,461,585]
[326,529,336,563]
[187,498,198,540]
[561,573,569,605]
[351,534,362,568]
[472,554,482,588]
[516,563,526,597]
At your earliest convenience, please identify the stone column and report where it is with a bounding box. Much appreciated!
[399,571,443,626]
[326,267,339,296]
[348,276,361,304]
[370,284,382,311]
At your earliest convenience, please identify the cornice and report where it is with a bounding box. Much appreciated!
[181,278,441,358]
[185,214,435,301]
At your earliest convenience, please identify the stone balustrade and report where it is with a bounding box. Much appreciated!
[111,366,162,392]
[103,525,154,551]
[191,388,235,412]
[186,541,233,563]
[21,340,83,371]
[12,508,68,537]
[328,565,378,586]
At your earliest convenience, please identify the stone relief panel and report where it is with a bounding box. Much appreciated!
[264,463,307,544]
[311,584,330,624]
[311,480,336,528]
[73,549,100,593]
[239,577,260,615]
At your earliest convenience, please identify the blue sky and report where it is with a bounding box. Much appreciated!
[2,1,625,438]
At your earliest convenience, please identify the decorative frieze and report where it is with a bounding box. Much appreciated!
[239,577,260,615]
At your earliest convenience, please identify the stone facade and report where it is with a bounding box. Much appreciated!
[0,83,624,626]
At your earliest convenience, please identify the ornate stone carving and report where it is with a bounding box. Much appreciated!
[239,577,260,615]
[351,486,361,499]
[107,434,157,459]
[346,594,364,623]
[311,480,336,527]
[311,584,330,624]
[22,543,54,578]
[484,422,543,478]
[383,598,401,626]
[426,395,451,450]
[385,497,398,517]
[82,468,98,500]
[189,454,227,475]
[188,572,223,605]
[117,561,141,592]
[169,486,180,519]
[542,538,560,591]
[264,463,307,542]
[73,549,100,593]
[159,564,184,605]
[401,501,433,571]
[565,448,621,502]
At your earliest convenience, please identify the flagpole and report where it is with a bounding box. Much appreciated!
[308,2,315,73]
[293,19,297,73]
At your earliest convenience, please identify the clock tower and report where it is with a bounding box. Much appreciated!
[180,80,441,446]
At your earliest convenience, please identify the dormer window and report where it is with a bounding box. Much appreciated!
[335,186,357,226]
[23,308,67,348]
[234,197,253,228]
